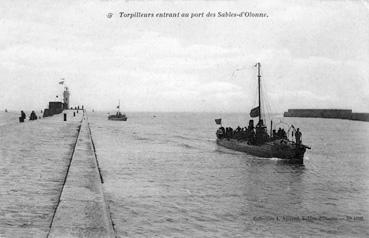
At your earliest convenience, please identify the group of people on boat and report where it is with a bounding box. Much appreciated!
[216,119,302,145]
[115,111,124,117]
[272,128,287,140]
[216,119,267,144]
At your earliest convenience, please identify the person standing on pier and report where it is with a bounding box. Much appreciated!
[21,111,26,120]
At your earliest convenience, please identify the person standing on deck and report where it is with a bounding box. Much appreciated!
[295,128,302,145]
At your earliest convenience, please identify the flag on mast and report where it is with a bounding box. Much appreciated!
[250,106,260,118]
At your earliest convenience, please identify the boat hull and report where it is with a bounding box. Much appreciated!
[108,116,127,121]
[216,138,306,164]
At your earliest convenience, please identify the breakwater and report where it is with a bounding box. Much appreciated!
[0,111,83,237]
[0,111,114,237]
[284,109,369,122]
[48,116,115,238]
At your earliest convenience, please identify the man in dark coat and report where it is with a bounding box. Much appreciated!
[295,128,302,145]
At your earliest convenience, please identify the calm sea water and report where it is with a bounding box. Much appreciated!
[0,111,19,127]
[87,112,369,237]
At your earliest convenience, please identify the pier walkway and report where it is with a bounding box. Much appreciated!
[0,111,81,237]
[0,111,114,237]
[48,115,115,238]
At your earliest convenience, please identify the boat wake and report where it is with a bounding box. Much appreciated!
[215,147,244,156]
[269,157,284,161]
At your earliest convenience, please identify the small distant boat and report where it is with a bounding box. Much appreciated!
[108,100,127,121]
[215,63,310,164]
[108,112,127,121]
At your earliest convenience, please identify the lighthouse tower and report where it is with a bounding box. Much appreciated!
[63,87,70,109]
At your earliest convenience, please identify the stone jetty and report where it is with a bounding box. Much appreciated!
[284,109,369,122]
[48,116,115,238]
[0,111,114,237]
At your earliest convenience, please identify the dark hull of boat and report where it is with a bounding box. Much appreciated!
[108,115,127,121]
[216,138,306,164]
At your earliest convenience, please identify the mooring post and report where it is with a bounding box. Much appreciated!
[64,113,67,121]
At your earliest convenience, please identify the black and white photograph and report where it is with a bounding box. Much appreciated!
[0,0,368,237]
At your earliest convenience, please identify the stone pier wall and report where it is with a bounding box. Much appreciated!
[284,109,369,122]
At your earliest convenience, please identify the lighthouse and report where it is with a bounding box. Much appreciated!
[63,87,70,109]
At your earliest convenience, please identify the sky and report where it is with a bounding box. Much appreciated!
[0,0,368,112]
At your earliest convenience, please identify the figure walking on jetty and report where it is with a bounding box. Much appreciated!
[21,110,26,119]
[19,110,27,122]
[30,111,38,120]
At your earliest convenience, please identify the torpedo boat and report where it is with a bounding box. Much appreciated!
[215,63,310,164]
[108,100,127,121]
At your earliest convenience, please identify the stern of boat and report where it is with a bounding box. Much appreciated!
[271,139,307,164]
[287,145,306,164]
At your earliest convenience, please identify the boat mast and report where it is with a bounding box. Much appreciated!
[257,62,262,123]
